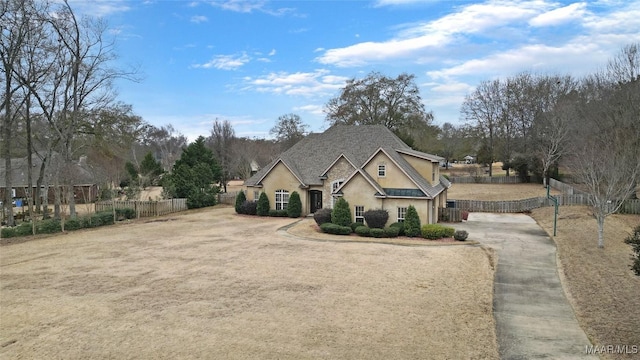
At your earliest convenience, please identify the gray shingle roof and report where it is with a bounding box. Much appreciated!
[245,125,448,199]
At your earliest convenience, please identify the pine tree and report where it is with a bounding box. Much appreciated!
[235,190,246,214]
[331,198,352,226]
[257,192,270,216]
[287,191,302,218]
[404,205,421,237]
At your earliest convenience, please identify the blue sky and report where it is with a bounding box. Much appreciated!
[72,0,640,141]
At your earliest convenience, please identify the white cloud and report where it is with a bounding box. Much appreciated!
[193,53,250,70]
[268,49,276,56]
[190,15,208,23]
[243,70,349,96]
[209,0,295,16]
[317,1,549,67]
[66,0,130,16]
[529,2,587,27]
[293,104,324,116]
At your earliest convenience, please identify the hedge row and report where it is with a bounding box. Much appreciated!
[0,209,135,238]
[235,191,302,218]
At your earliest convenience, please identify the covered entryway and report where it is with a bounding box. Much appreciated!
[309,190,322,213]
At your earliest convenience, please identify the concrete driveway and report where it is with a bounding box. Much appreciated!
[455,213,597,359]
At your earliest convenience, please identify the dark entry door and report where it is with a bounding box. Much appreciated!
[310,190,322,213]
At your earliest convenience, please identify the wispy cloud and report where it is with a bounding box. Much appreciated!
[208,0,295,16]
[529,2,587,27]
[190,15,208,23]
[193,52,251,70]
[242,69,349,96]
[67,0,131,16]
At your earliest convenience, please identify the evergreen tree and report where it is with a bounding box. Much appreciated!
[287,191,302,218]
[404,205,421,237]
[257,192,270,216]
[163,136,221,209]
[331,198,352,226]
[235,190,246,214]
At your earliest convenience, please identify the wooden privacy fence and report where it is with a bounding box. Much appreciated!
[439,207,463,222]
[447,195,640,214]
[95,199,187,218]
[217,191,238,205]
[449,176,522,184]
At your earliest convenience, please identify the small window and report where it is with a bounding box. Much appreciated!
[331,179,344,208]
[355,206,365,223]
[397,207,407,222]
[275,189,289,210]
[378,164,386,177]
[432,165,436,182]
[254,191,260,201]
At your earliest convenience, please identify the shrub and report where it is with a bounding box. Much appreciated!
[369,228,385,238]
[86,212,115,228]
[355,226,370,237]
[421,224,455,239]
[38,219,61,234]
[240,200,257,215]
[454,230,469,241]
[15,222,34,236]
[268,209,288,217]
[235,190,246,214]
[351,222,364,232]
[320,223,352,235]
[404,205,421,237]
[115,208,136,220]
[384,226,400,238]
[287,191,302,218]
[331,198,352,227]
[363,209,389,229]
[625,224,640,276]
[65,217,85,231]
[256,192,270,216]
[313,208,332,226]
[1,227,16,238]
[389,222,405,236]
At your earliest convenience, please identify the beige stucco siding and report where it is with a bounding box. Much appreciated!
[364,152,417,189]
[339,173,383,217]
[382,198,431,226]
[323,156,356,208]
[401,154,440,186]
[256,162,307,214]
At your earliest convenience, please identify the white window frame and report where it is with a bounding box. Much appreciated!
[397,207,407,222]
[330,179,344,208]
[354,205,365,224]
[378,164,386,177]
[275,189,289,210]
[253,190,260,202]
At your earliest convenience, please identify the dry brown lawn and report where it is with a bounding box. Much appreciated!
[448,183,560,201]
[1,207,497,359]
[531,207,640,360]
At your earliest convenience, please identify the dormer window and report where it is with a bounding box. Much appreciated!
[378,164,386,177]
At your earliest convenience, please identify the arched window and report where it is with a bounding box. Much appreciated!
[275,189,289,210]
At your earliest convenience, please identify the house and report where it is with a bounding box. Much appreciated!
[244,125,451,226]
[0,154,98,205]
[464,155,476,164]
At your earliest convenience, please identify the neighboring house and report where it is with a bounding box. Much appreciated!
[464,155,476,164]
[244,125,451,226]
[0,154,98,205]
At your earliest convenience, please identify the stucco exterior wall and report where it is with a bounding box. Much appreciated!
[381,198,431,226]
[401,154,440,186]
[339,173,383,219]
[253,161,307,214]
[363,152,417,189]
[323,156,356,209]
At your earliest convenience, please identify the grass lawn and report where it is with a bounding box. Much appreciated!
[0,207,498,359]
[447,183,561,201]
[531,207,640,360]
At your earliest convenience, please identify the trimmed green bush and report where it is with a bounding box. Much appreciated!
[287,191,302,218]
[115,208,136,220]
[370,228,385,238]
[389,222,405,236]
[384,226,400,238]
[235,190,246,214]
[268,209,288,217]
[404,205,421,237]
[240,201,257,215]
[625,224,640,276]
[454,230,469,241]
[65,218,84,231]
[37,219,61,234]
[320,223,352,235]
[313,208,332,226]
[1,227,15,238]
[355,225,370,237]
[351,222,364,232]
[331,198,352,227]
[363,209,389,229]
[421,224,455,239]
[256,192,270,216]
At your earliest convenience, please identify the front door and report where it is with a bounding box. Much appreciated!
[310,190,322,213]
